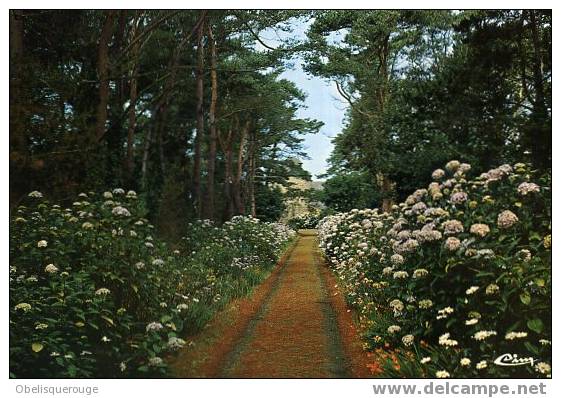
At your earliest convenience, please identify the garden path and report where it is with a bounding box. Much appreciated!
[171,230,373,378]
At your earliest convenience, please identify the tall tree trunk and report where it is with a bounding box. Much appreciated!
[95,11,117,142]
[141,118,154,188]
[154,98,169,178]
[141,95,169,189]
[377,33,394,210]
[106,10,128,183]
[249,153,256,218]
[224,136,234,219]
[192,14,205,217]
[154,11,207,184]
[377,34,390,113]
[158,115,166,175]
[248,131,257,218]
[379,174,393,213]
[110,10,127,134]
[219,124,234,221]
[233,121,249,215]
[528,10,550,169]
[126,14,141,184]
[125,73,138,181]
[517,11,529,105]
[204,23,218,219]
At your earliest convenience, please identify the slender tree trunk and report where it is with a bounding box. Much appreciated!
[380,175,393,213]
[141,119,154,188]
[158,116,166,175]
[528,10,550,169]
[155,12,206,181]
[233,121,249,215]
[141,97,168,189]
[95,11,117,142]
[204,23,218,219]
[249,153,256,218]
[377,34,394,210]
[154,98,169,178]
[125,73,137,180]
[377,34,390,113]
[529,11,546,113]
[224,137,234,219]
[126,14,141,183]
[110,10,127,137]
[192,14,205,217]
[248,131,257,218]
[219,125,234,221]
[517,12,529,104]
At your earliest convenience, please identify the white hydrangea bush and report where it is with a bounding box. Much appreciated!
[10,191,296,378]
[318,162,551,378]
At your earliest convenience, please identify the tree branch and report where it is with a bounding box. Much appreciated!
[335,81,373,119]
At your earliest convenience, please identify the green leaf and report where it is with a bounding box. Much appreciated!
[524,341,540,356]
[67,365,77,377]
[101,315,114,326]
[31,342,44,353]
[535,278,545,288]
[527,318,544,333]
[520,291,531,305]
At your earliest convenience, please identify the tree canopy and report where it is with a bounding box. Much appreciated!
[9,10,321,233]
[9,9,551,221]
[304,10,551,210]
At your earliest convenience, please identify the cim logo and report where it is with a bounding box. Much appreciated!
[494,353,538,367]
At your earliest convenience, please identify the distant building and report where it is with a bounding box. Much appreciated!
[279,175,324,222]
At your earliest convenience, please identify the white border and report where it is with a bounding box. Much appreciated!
[2,2,559,398]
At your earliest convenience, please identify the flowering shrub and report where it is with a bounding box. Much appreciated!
[10,190,295,378]
[318,162,551,378]
[176,216,296,330]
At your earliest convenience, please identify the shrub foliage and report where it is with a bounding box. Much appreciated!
[10,190,295,378]
[318,162,551,378]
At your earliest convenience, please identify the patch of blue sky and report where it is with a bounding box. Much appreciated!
[255,17,348,180]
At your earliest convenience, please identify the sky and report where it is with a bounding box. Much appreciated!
[259,19,348,180]
[280,61,347,180]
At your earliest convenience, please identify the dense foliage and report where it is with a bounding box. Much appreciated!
[9,10,321,228]
[318,161,551,378]
[317,171,381,213]
[305,10,551,208]
[10,190,295,378]
[254,185,286,222]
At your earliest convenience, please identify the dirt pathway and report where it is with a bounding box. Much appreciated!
[170,230,373,378]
